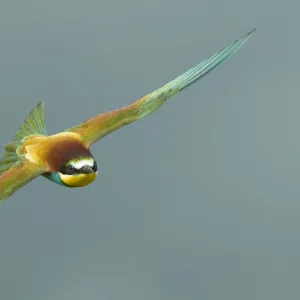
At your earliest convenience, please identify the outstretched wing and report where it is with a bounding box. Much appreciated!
[67,29,255,147]
[0,157,45,202]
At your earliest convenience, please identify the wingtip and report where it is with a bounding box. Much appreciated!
[238,28,256,43]
[38,101,45,106]
[247,28,256,36]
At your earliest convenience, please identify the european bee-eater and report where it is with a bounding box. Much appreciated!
[0,29,255,201]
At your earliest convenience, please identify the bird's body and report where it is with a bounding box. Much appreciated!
[21,132,97,187]
[22,132,90,171]
[0,29,255,201]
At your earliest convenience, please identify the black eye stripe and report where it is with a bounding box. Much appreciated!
[68,165,76,174]
[60,160,97,175]
[92,161,98,172]
[60,164,77,175]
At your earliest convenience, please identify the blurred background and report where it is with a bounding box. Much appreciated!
[0,0,298,299]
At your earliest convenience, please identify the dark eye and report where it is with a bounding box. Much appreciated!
[66,165,76,175]
[92,161,97,172]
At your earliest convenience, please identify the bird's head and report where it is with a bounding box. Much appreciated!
[58,157,98,187]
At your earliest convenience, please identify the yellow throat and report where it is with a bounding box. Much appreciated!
[59,172,97,187]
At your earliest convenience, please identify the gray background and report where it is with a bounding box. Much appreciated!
[0,0,297,299]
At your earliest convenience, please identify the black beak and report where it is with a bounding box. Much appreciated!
[80,165,94,174]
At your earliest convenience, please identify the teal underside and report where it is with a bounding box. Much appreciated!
[43,172,72,188]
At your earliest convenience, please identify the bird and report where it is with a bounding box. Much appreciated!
[0,28,255,202]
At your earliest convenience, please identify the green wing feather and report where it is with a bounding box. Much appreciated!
[13,101,47,142]
[67,29,255,147]
[0,157,45,202]
[0,102,48,201]
[0,101,47,176]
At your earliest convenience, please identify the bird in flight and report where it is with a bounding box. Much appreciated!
[0,29,255,202]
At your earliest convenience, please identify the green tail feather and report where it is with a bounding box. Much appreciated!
[0,101,47,175]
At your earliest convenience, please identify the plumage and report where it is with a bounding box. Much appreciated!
[67,29,255,147]
[59,173,97,187]
[0,29,255,202]
[0,158,45,200]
